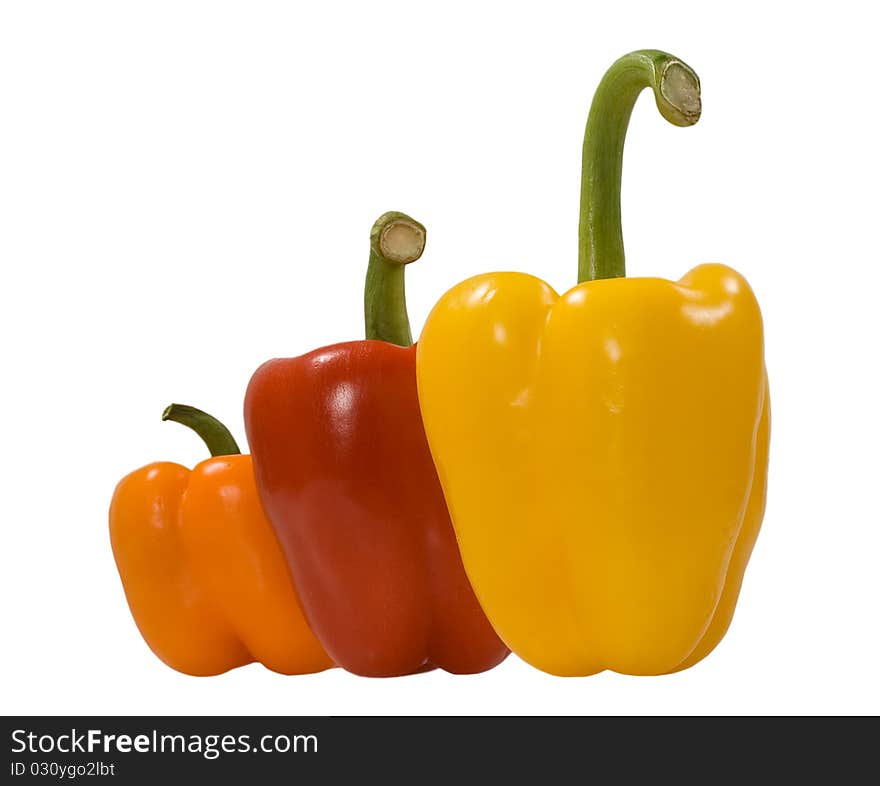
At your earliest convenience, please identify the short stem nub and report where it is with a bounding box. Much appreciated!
[162,403,241,457]
[364,211,426,346]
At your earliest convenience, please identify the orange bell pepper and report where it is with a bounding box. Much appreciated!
[109,404,332,676]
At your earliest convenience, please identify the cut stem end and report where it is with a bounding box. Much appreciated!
[373,213,426,265]
[658,60,701,126]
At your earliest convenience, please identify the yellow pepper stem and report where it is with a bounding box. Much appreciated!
[578,50,701,283]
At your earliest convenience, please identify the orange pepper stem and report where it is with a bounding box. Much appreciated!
[578,50,701,283]
[162,403,241,457]
[364,211,426,346]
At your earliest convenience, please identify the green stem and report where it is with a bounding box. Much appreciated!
[162,403,241,457]
[578,50,701,283]
[364,211,426,346]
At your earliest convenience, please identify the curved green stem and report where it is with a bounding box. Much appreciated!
[162,403,240,457]
[364,211,426,346]
[578,50,701,283]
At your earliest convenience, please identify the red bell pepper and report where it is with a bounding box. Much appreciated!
[244,212,508,677]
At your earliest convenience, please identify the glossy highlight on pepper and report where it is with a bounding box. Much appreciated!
[416,50,770,676]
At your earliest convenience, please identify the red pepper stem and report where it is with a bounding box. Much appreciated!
[578,50,701,283]
[364,211,426,346]
[162,403,241,457]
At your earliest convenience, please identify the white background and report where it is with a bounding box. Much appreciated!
[2,1,878,716]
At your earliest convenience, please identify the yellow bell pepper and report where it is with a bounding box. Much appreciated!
[416,50,770,676]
